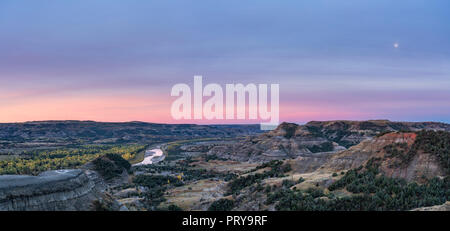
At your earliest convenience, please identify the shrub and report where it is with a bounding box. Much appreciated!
[133,175,180,188]
[92,157,124,180]
[309,142,334,153]
[226,161,291,195]
[282,179,295,188]
[208,199,234,211]
[168,204,183,211]
[105,153,131,170]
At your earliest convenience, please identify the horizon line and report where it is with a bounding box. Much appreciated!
[0,119,449,126]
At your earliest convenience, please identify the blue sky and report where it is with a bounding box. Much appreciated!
[0,0,449,123]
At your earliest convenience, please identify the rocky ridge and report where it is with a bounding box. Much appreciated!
[207,120,450,163]
[0,169,109,211]
[0,154,129,211]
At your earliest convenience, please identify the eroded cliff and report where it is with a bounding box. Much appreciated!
[0,169,110,211]
[0,154,130,211]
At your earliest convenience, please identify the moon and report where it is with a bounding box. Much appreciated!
[393,43,399,48]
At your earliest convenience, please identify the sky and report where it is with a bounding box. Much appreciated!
[0,0,449,124]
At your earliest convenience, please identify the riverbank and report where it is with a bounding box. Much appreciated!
[127,149,146,165]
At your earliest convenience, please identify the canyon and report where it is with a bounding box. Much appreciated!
[0,120,449,211]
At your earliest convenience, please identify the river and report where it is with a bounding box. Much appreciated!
[132,148,165,166]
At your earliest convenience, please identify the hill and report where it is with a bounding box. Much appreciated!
[206,120,450,163]
[0,154,130,211]
[1,120,449,211]
[0,120,262,153]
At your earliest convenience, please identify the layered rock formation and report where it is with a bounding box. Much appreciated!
[207,122,344,162]
[0,154,130,211]
[302,120,450,148]
[207,120,450,163]
[0,169,109,211]
[321,132,417,171]
[321,132,446,182]
[412,201,450,211]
